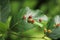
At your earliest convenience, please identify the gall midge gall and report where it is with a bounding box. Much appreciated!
[28,15,32,19]
[23,15,26,19]
[28,18,35,24]
[39,19,42,22]
[47,29,52,33]
[31,19,35,24]
[56,23,60,27]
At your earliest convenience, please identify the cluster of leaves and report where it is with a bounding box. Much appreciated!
[0,16,11,40]
[0,0,60,40]
[0,7,60,40]
[46,15,60,40]
[0,7,51,40]
[10,7,50,40]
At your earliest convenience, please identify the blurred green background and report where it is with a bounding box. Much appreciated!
[0,0,60,22]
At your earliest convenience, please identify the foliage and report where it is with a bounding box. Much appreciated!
[0,0,60,40]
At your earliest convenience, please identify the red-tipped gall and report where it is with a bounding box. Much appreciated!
[28,15,32,19]
[47,29,52,33]
[39,19,42,22]
[28,18,35,24]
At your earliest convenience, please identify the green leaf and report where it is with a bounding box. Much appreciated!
[5,16,12,29]
[47,17,55,30]
[0,16,11,33]
[46,15,60,39]
[0,22,7,33]
[47,27,60,39]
